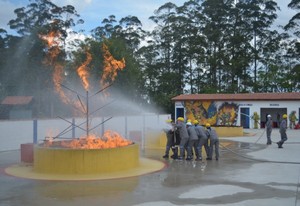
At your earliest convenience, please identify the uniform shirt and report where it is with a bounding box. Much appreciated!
[206,128,219,140]
[175,121,189,139]
[187,126,198,140]
[194,125,207,139]
[266,119,272,130]
[280,119,287,133]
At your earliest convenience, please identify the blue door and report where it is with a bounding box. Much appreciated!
[240,108,250,128]
[176,108,184,120]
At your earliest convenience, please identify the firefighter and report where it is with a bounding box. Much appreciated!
[252,112,260,129]
[266,114,272,145]
[194,120,209,161]
[174,117,189,160]
[289,111,298,129]
[162,119,175,159]
[205,123,219,160]
[186,121,198,160]
[277,114,288,148]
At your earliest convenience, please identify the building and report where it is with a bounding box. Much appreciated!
[172,92,300,128]
[0,96,34,120]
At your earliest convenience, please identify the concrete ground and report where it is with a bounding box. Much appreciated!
[0,128,300,206]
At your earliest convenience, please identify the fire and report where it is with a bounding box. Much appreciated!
[45,131,132,149]
[40,30,70,104]
[101,43,126,88]
[41,30,129,149]
[77,51,92,91]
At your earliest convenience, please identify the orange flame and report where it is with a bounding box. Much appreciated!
[77,51,92,91]
[40,31,70,104]
[47,130,132,149]
[101,43,126,88]
[41,32,130,149]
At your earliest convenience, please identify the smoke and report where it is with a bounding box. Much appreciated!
[2,36,32,95]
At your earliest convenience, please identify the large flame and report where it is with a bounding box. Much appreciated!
[41,31,129,149]
[101,43,126,88]
[77,51,92,91]
[44,130,132,149]
[40,31,70,104]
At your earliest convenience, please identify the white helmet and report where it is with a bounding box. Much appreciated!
[267,114,271,118]
[186,122,192,126]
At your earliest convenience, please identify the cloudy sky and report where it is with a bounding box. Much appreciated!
[0,0,297,35]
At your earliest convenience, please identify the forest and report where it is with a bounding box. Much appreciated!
[0,0,299,118]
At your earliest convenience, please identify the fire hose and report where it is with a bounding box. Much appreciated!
[219,129,300,165]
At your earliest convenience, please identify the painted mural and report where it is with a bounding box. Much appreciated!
[185,101,217,125]
[217,102,239,126]
[185,101,239,126]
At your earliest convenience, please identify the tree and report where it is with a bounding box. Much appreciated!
[147,2,186,113]
[78,16,147,105]
[4,0,82,117]
[238,0,279,92]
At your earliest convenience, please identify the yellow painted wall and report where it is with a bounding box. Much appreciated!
[34,144,139,174]
[145,131,166,149]
[214,127,243,137]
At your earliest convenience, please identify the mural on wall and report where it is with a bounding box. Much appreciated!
[185,101,239,126]
[185,101,218,125]
[217,102,239,126]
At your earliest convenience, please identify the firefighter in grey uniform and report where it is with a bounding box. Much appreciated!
[277,114,288,148]
[162,119,175,158]
[186,121,198,160]
[205,123,219,160]
[175,117,189,160]
[194,120,209,161]
[266,114,272,145]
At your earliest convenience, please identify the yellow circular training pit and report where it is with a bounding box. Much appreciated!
[34,143,139,174]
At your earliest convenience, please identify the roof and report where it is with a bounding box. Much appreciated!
[1,96,33,105]
[171,92,300,101]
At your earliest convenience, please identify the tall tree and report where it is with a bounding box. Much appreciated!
[201,0,235,92]
[82,16,146,104]
[238,0,279,92]
[283,0,300,91]
[5,0,82,117]
[148,2,186,113]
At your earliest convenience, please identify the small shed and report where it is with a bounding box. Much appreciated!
[172,92,300,129]
[0,96,34,120]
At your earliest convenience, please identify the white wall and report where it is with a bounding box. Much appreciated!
[174,100,300,129]
[237,101,299,128]
[0,114,171,151]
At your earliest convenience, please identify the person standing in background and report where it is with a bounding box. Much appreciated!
[276,113,281,128]
[252,112,260,129]
[277,114,288,148]
[266,114,272,145]
[289,111,298,129]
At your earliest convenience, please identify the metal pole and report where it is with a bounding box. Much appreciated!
[72,118,75,138]
[33,119,37,144]
[101,116,105,136]
[86,90,89,137]
[125,116,128,139]
[142,115,145,150]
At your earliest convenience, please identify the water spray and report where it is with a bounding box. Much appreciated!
[48,83,115,140]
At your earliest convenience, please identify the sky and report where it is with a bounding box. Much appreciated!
[0,0,297,36]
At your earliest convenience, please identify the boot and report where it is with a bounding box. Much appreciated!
[277,142,283,148]
[171,147,178,159]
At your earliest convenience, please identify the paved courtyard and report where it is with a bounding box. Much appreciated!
[0,128,300,206]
